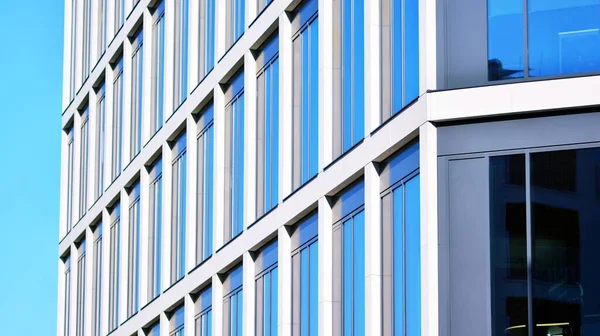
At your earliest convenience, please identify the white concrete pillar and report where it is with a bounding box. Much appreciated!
[84,227,95,336]
[318,196,333,336]
[164,0,176,119]
[364,162,382,336]
[185,294,195,336]
[101,208,110,336]
[188,0,200,88]
[243,252,256,336]
[142,8,153,146]
[278,12,293,201]
[244,51,258,226]
[318,0,333,169]
[420,0,439,92]
[278,225,292,336]
[213,86,226,250]
[212,273,224,336]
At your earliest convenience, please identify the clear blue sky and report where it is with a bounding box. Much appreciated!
[0,1,63,333]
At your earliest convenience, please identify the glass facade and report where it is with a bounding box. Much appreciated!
[95,84,106,200]
[255,240,278,336]
[66,126,74,234]
[174,0,189,109]
[223,264,244,336]
[128,181,141,316]
[198,0,215,81]
[149,157,163,300]
[108,202,121,332]
[152,1,166,134]
[292,0,318,190]
[170,305,186,336]
[80,106,90,219]
[98,0,108,59]
[76,241,86,336]
[112,58,124,181]
[291,212,318,336]
[333,0,364,157]
[131,28,143,159]
[115,0,125,32]
[226,0,245,49]
[196,104,214,264]
[171,132,187,284]
[82,0,92,80]
[256,35,279,218]
[64,256,71,336]
[92,223,103,336]
[224,71,245,243]
[195,286,213,336]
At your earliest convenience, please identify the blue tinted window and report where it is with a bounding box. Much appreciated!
[197,287,213,336]
[256,241,278,336]
[292,211,318,336]
[224,265,243,336]
[149,158,163,299]
[200,0,216,80]
[152,2,166,133]
[198,104,215,263]
[228,0,245,48]
[174,0,189,108]
[131,29,143,158]
[172,132,187,283]
[171,305,185,334]
[226,72,245,242]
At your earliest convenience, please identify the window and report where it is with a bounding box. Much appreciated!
[256,35,279,217]
[291,0,318,190]
[174,0,189,108]
[170,306,185,336]
[256,0,272,14]
[95,84,106,200]
[108,202,121,332]
[76,241,86,336]
[226,0,245,49]
[171,132,187,284]
[70,0,78,99]
[224,71,245,243]
[223,264,243,336]
[333,0,364,157]
[490,147,600,336]
[151,1,166,134]
[82,0,92,79]
[98,0,108,59]
[332,181,365,336]
[131,28,143,159]
[112,58,124,181]
[64,255,72,336]
[115,0,125,33]
[92,223,103,336]
[66,126,75,234]
[127,181,141,316]
[291,212,318,336]
[380,0,419,120]
[196,104,214,264]
[198,0,215,81]
[195,287,212,336]
[488,0,600,80]
[255,240,278,336]
[380,142,420,336]
[80,106,90,219]
[148,157,163,300]
[147,322,161,336]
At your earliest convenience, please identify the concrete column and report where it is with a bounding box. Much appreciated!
[419,122,439,336]
[213,86,226,250]
[163,0,175,119]
[420,0,439,92]
[186,114,198,270]
[318,196,333,336]
[278,12,293,201]
[212,273,224,336]
[244,51,258,226]
[142,8,153,146]
[364,162,382,336]
[215,0,227,61]
[278,225,292,336]
[365,0,381,134]
[163,141,174,289]
[160,311,170,336]
[185,294,195,336]
[318,0,333,169]
[243,252,256,336]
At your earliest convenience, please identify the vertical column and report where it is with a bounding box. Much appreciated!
[420,0,438,92]
[142,8,153,146]
[84,227,95,336]
[139,160,150,306]
[215,0,227,60]
[278,13,293,201]
[88,89,99,210]
[160,311,170,336]
[122,38,133,164]
[419,122,439,336]
[247,0,257,26]
[213,86,226,251]
[107,0,116,43]
[90,0,98,65]
[75,0,84,93]
[244,52,257,226]
[243,252,256,336]
[186,114,198,270]
[185,294,195,336]
[119,188,130,323]
[212,273,224,336]
[364,163,382,336]
[364,0,381,133]
[278,225,292,336]
[100,208,110,336]
[162,141,174,289]
[59,124,70,238]
[318,196,333,336]
[164,0,175,119]
[318,0,333,169]
[188,0,200,87]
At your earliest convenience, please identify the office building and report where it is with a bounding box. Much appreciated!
[57,0,600,335]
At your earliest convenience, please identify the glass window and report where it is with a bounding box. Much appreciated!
[224,71,245,243]
[151,1,166,134]
[174,0,189,109]
[70,0,78,100]
[108,202,121,332]
[291,212,318,336]
[488,0,600,80]
[332,181,365,336]
[148,157,163,300]
[131,28,144,159]
[76,241,86,336]
[255,240,278,336]
[380,142,420,336]
[198,0,215,81]
[92,223,103,336]
[127,182,141,316]
[171,132,187,284]
[223,264,243,336]
[196,104,215,264]
[291,0,318,190]
[195,287,213,336]
[112,58,124,181]
[66,126,75,234]
[147,322,161,336]
[256,35,279,218]
[80,107,90,219]
[226,0,245,49]
[256,0,273,14]
[64,255,72,336]
[333,0,364,157]
[95,84,106,200]
[170,305,185,336]
[82,0,92,80]
[115,0,125,32]
[98,0,108,59]
[381,0,419,120]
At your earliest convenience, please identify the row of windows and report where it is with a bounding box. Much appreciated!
[61,141,420,336]
[64,0,419,237]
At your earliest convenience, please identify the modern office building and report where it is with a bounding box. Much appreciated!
[57,0,600,335]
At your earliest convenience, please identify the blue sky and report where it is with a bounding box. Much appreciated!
[0,1,63,333]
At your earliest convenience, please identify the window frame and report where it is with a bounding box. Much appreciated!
[170,132,188,284]
[95,84,106,200]
[148,157,163,300]
[108,202,121,332]
[127,181,142,317]
[151,1,166,134]
[173,0,190,109]
[130,28,144,159]
[75,241,86,336]
[112,58,124,181]
[79,106,90,219]
[196,104,215,264]
[91,222,103,336]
